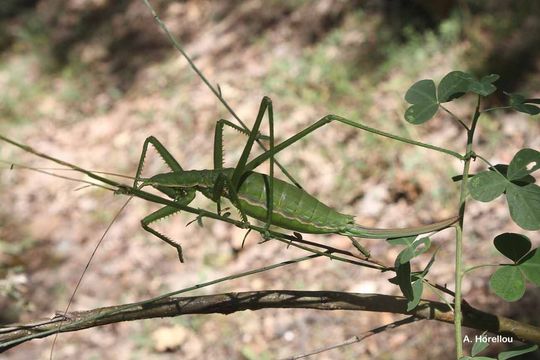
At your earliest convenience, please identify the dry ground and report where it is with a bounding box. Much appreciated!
[1,1,539,359]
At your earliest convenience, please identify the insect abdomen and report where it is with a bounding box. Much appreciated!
[237,172,352,234]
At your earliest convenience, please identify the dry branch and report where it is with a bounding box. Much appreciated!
[1,290,539,352]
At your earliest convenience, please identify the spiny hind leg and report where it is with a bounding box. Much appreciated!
[245,114,365,173]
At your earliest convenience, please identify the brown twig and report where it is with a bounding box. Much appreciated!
[2,290,539,352]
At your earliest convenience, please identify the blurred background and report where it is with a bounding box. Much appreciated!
[1,0,539,359]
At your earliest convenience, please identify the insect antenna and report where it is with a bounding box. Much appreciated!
[2,160,139,189]
[141,0,303,189]
[2,161,118,192]
[4,158,138,360]
[49,197,133,359]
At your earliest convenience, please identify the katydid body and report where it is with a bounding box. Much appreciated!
[134,96,457,262]
[144,168,458,238]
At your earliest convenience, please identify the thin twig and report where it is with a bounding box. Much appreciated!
[481,106,511,113]
[283,316,420,359]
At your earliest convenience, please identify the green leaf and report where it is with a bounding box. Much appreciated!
[519,248,540,286]
[498,344,538,360]
[481,74,500,84]
[468,74,499,96]
[420,247,439,277]
[489,265,526,302]
[404,103,439,124]
[404,79,439,124]
[454,165,536,185]
[507,148,540,181]
[438,71,474,103]
[395,262,413,300]
[405,79,437,103]
[468,170,508,202]
[491,164,536,186]
[406,277,423,311]
[508,93,540,115]
[396,237,431,264]
[387,235,416,247]
[471,331,490,356]
[506,183,540,230]
[396,247,416,265]
[493,233,531,263]
[437,71,498,101]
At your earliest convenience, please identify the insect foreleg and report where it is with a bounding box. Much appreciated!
[135,137,197,261]
[134,136,184,189]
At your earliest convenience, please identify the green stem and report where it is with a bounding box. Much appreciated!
[474,154,506,178]
[454,95,481,358]
[481,106,512,113]
[423,279,454,312]
[463,264,500,275]
[440,104,470,131]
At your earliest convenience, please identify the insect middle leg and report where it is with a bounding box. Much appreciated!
[141,192,195,263]
[211,97,276,235]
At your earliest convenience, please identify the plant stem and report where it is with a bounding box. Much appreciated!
[454,95,481,358]
[440,104,470,131]
[481,106,511,113]
[463,264,500,274]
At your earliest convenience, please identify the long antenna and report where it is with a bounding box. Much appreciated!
[45,1,300,356]
[49,197,133,359]
[141,0,302,188]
